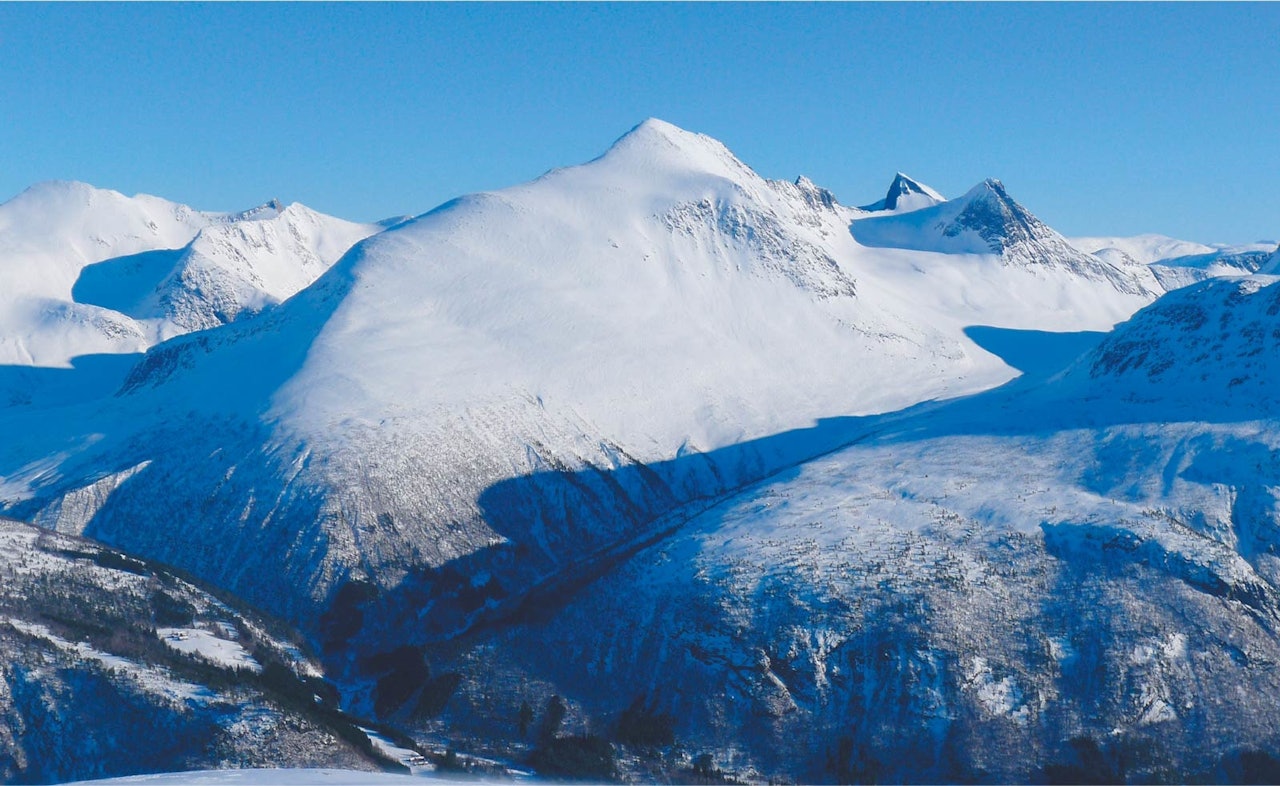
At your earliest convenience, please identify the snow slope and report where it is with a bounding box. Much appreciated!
[851,179,1161,297]
[73,201,381,337]
[1070,233,1278,291]
[3,119,1277,782]
[0,121,1167,642]
[1257,245,1280,274]
[1146,244,1276,291]
[0,181,218,372]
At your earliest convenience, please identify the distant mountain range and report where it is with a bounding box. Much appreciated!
[2,119,1278,783]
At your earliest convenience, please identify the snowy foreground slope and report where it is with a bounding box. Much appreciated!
[3,119,1279,781]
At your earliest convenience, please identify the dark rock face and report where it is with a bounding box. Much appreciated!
[859,172,940,212]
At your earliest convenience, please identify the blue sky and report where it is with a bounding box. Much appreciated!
[2,3,1277,242]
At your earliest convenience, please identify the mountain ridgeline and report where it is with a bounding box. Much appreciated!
[1,119,1279,782]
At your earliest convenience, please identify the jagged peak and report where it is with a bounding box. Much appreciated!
[793,175,839,210]
[889,172,944,202]
[958,178,1009,204]
[949,178,1047,237]
[859,172,945,213]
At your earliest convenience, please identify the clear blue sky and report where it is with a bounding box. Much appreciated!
[2,3,1277,243]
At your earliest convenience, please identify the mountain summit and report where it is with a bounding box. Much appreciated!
[859,172,945,213]
[851,177,1160,297]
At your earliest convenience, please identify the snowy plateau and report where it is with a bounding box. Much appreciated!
[2,118,1280,783]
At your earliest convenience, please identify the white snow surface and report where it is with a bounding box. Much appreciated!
[0,181,380,370]
[1257,245,1280,275]
[157,626,262,674]
[1069,233,1218,265]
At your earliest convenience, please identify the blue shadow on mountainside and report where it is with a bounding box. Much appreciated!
[0,352,144,409]
[963,326,1107,380]
[72,248,186,319]
[356,323,1274,655]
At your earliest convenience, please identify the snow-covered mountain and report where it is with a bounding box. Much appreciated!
[1265,246,1280,274]
[851,178,1161,298]
[1142,244,1276,291]
[73,200,381,337]
[857,172,945,214]
[0,120,1162,638]
[1070,233,1218,265]
[1070,232,1279,292]
[0,182,382,406]
[3,118,1276,781]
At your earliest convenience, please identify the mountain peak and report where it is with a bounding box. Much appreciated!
[947,178,1043,249]
[596,118,755,183]
[859,172,944,213]
[961,177,1009,203]
[5,180,123,212]
[793,175,839,210]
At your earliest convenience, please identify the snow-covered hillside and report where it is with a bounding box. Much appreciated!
[851,179,1160,298]
[1070,232,1278,292]
[0,517,383,783]
[73,201,381,337]
[1144,244,1276,291]
[1265,246,1280,274]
